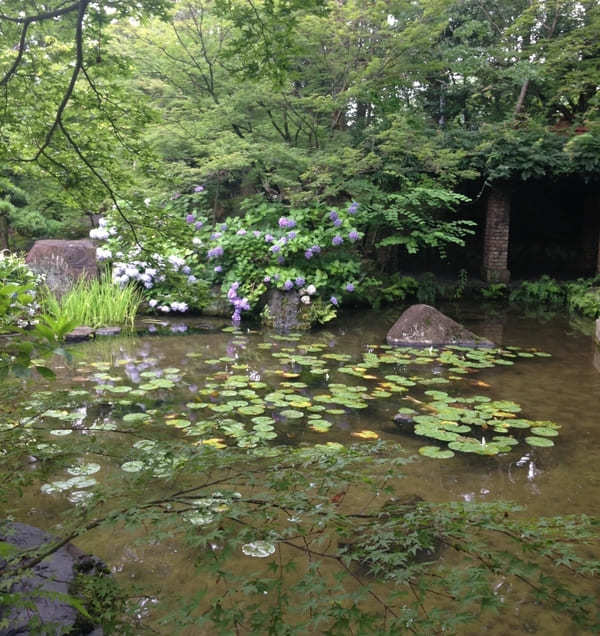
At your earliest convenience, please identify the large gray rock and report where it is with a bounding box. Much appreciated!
[0,522,104,635]
[26,239,98,296]
[386,304,493,347]
[262,290,311,331]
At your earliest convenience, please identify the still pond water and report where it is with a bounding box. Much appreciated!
[5,304,600,633]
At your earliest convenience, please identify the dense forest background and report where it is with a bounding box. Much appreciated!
[1,0,599,277]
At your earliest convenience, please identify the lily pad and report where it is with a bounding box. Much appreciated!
[242,541,276,558]
[525,436,554,447]
[418,446,455,459]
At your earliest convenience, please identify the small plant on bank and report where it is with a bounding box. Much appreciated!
[0,250,42,332]
[509,275,566,306]
[42,272,143,329]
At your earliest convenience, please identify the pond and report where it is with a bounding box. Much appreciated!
[3,304,600,634]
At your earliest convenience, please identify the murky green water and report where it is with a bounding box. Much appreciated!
[4,305,600,633]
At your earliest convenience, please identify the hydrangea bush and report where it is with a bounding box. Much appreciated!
[92,190,366,325]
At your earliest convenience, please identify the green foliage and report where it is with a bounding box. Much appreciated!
[566,277,600,319]
[509,275,566,307]
[0,251,42,332]
[42,273,144,329]
[481,283,509,300]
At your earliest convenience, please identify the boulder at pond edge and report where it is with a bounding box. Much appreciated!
[386,304,493,348]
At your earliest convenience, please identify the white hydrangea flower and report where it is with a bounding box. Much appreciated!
[300,295,311,304]
[96,247,112,261]
[306,284,317,295]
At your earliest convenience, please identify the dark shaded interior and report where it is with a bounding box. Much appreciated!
[508,181,595,279]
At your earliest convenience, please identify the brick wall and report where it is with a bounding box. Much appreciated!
[482,187,511,283]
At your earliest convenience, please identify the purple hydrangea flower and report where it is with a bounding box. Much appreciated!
[330,296,338,306]
[348,201,359,214]
[304,250,313,260]
[211,232,222,240]
[182,265,191,275]
[207,245,224,259]
[329,210,339,221]
[332,235,343,246]
[214,265,223,273]
[273,274,280,281]
[311,245,321,254]
[195,221,203,230]
[265,234,275,243]
[283,279,293,290]
[348,230,359,242]
[237,228,247,236]
[194,185,205,192]
[287,231,297,239]
[264,275,271,283]
[270,244,281,253]
[220,223,228,231]
[253,230,262,238]
[333,218,342,227]
[277,256,285,264]
[186,214,195,224]
[287,218,296,228]
[345,283,355,292]
[295,277,305,287]
[278,217,290,228]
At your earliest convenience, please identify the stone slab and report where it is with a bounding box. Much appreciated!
[386,304,493,348]
[26,239,98,295]
[65,326,95,342]
[0,521,104,635]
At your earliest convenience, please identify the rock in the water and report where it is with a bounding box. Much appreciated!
[95,326,121,337]
[263,290,310,331]
[65,326,95,342]
[0,521,105,635]
[26,239,98,296]
[386,304,493,347]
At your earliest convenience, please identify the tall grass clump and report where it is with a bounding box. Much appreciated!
[43,273,143,329]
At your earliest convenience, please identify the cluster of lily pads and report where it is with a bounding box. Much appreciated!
[22,329,559,504]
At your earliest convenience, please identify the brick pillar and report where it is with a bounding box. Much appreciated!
[482,186,511,283]
[581,194,600,275]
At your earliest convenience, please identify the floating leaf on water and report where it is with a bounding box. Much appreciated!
[251,416,275,426]
[280,409,304,419]
[121,461,145,472]
[201,438,227,449]
[529,426,559,437]
[418,446,455,459]
[492,435,519,445]
[526,435,555,447]
[309,420,332,432]
[350,430,379,440]
[50,429,73,436]
[238,405,265,416]
[242,541,276,558]
[68,490,94,505]
[185,511,215,526]
[67,463,100,476]
[209,404,234,413]
[167,419,191,428]
[133,439,157,451]
[123,412,150,423]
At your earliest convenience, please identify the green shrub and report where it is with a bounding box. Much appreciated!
[509,275,566,306]
[0,251,42,332]
[566,277,600,319]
